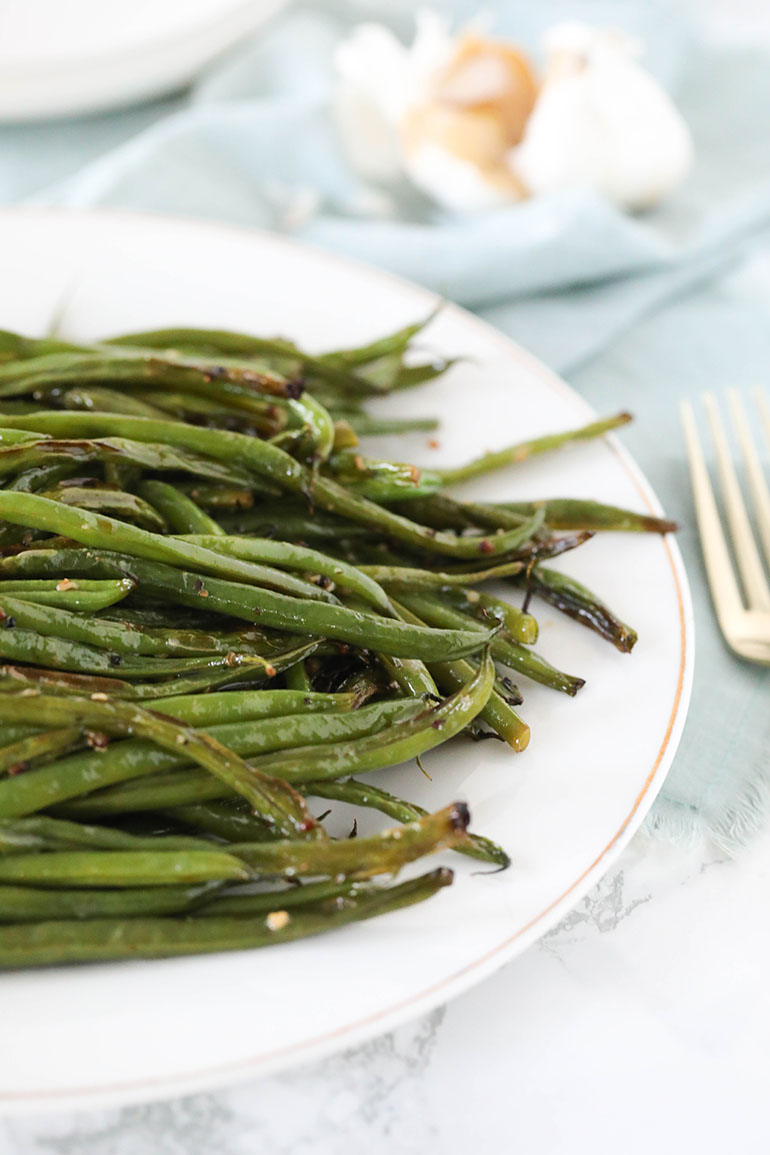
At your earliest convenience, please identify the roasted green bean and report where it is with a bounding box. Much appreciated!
[0,867,453,967]
[0,316,662,968]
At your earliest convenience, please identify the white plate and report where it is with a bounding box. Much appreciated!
[0,208,693,1114]
[0,0,287,121]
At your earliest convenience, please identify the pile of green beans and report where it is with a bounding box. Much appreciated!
[0,316,675,969]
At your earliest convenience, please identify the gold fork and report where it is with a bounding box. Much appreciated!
[681,388,770,664]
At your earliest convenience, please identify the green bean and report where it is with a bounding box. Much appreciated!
[155,688,357,726]
[0,435,257,489]
[131,389,283,432]
[311,478,547,560]
[0,694,318,837]
[361,559,525,588]
[0,346,296,400]
[396,591,584,696]
[0,848,249,888]
[104,328,380,397]
[519,566,639,653]
[328,451,443,502]
[0,725,40,745]
[139,480,224,536]
[0,595,285,660]
[0,816,213,854]
[333,418,366,452]
[191,877,361,916]
[402,496,517,532]
[337,414,439,437]
[429,658,530,750]
[0,493,339,603]
[0,330,85,363]
[56,770,236,814]
[6,461,83,493]
[163,801,276,844]
[0,867,453,967]
[51,699,430,817]
[321,316,434,368]
[218,508,372,545]
[436,413,633,485]
[60,552,494,663]
[506,530,595,566]
[0,638,319,700]
[377,652,438,697]
[0,415,549,559]
[333,663,389,707]
[179,534,394,615]
[0,624,281,679]
[0,729,82,779]
[496,498,677,534]
[226,654,494,785]
[287,394,336,465]
[124,376,317,447]
[0,578,135,611]
[8,699,425,819]
[441,588,539,645]
[0,428,51,447]
[0,550,126,582]
[60,385,173,418]
[284,659,312,693]
[39,485,168,532]
[0,882,221,923]
[304,779,509,867]
[232,802,468,879]
[174,482,257,511]
[388,602,529,749]
[0,318,655,966]
[0,401,42,416]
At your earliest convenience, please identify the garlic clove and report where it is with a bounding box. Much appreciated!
[403,105,528,210]
[401,31,536,211]
[511,22,694,211]
[333,12,455,185]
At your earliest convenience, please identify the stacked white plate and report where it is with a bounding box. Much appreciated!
[0,0,287,121]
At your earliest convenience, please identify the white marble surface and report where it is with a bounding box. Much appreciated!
[2,826,770,1154]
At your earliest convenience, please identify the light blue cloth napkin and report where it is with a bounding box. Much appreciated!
[1,0,768,850]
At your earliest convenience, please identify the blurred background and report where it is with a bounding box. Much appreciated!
[2,1,769,363]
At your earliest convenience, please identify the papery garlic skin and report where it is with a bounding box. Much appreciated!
[511,23,694,211]
[333,12,454,185]
[402,33,534,210]
[334,12,535,212]
[404,139,520,213]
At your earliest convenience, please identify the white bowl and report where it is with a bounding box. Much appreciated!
[0,0,289,121]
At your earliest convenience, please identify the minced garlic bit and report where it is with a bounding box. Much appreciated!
[266,910,291,932]
[55,578,78,592]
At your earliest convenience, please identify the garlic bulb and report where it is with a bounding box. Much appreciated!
[333,11,454,186]
[334,11,536,212]
[511,23,694,211]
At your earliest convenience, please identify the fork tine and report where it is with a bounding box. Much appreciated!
[704,392,770,611]
[755,385,770,451]
[728,389,770,571]
[681,401,747,632]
